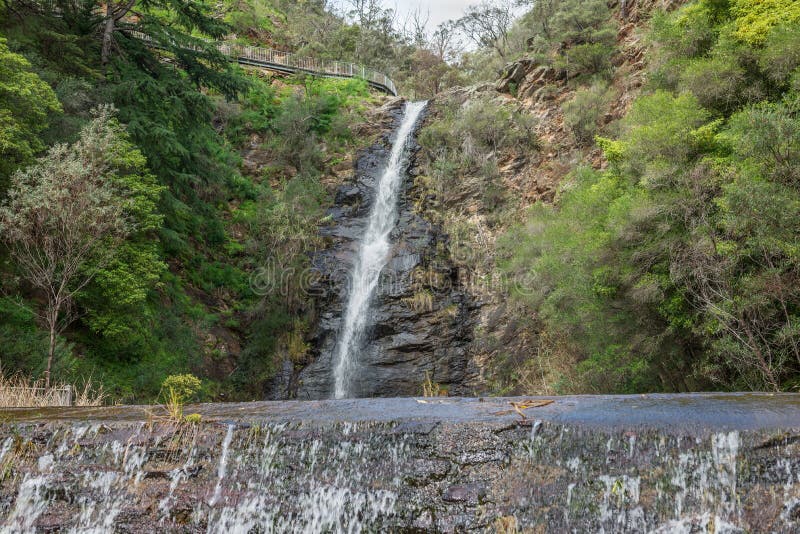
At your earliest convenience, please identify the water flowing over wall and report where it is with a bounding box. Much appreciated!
[0,394,798,532]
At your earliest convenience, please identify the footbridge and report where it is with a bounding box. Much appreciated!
[129,31,398,96]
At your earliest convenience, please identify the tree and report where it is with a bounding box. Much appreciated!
[457,0,515,61]
[404,48,451,98]
[515,0,556,42]
[345,0,390,29]
[431,20,462,62]
[0,36,61,187]
[23,0,243,98]
[400,7,429,47]
[0,107,159,387]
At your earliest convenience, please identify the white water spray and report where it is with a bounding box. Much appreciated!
[209,424,234,507]
[332,100,427,399]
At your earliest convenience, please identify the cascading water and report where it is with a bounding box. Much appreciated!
[332,100,427,399]
[0,402,800,534]
[0,395,798,532]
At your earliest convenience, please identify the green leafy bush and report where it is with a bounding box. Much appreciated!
[681,55,747,113]
[561,82,615,143]
[161,374,202,404]
[501,0,800,393]
[560,43,616,79]
[731,0,800,44]
[759,24,800,85]
[0,36,61,186]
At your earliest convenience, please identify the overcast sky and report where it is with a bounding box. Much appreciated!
[391,0,475,30]
[332,0,477,34]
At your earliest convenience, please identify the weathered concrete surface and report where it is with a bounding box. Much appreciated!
[0,394,799,532]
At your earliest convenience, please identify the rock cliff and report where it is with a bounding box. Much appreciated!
[267,100,479,399]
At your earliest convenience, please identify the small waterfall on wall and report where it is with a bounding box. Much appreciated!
[1,400,798,532]
[332,100,427,399]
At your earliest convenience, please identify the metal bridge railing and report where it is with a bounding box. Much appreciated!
[128,30,397,96]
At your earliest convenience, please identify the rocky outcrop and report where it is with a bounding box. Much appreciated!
[265,0,698,401]
[1,394,799,532]
[267,100,479,400]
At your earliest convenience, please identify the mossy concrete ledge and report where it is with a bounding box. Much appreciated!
[0,394,798,532]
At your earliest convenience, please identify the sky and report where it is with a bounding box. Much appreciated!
[331,0,477,34]
[391,0,475,30]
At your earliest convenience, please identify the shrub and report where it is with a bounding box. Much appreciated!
[622,91,711,170]
[561,43,615,78]
[549,0,617,78]
[161,374,202,404]
[760,24,800,85]
[562,82,615,143]
[0,37,61,184]
[725,98,800,184]
[681,55,747,113]
[731,0,800,45]
[551,0,614,46]
[184,413,202,424]
[459,97,537,155]
[649,5,716,60]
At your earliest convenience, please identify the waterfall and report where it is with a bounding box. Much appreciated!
[332,100,427,399]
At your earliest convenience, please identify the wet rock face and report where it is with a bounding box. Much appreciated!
[267,101,478,400]
[0,399,798,533]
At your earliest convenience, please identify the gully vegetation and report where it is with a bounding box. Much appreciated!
[1,0,799,401]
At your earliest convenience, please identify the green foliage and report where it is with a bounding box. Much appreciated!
[550,0,616,47]
[622,91,710,172]
[561,81,615,143]
[650,4,717,60]
[417,94,537,229]
[222,0,281,39]
[731,0,800,44]
[224,82,278,145]
[184,412,202,424]
[681,55,747,113]
[161,373,202,404]
[72,111,166,354]
[724,96,800,184]
[560,43,616,79]
[0,0,378,401]
[0,108,164,385]
[502,0,800,392]
[464,0,618,82]
[547,0,617,78]
[760,24,800,85]
[0,36,61,186]
[0,297,68,375]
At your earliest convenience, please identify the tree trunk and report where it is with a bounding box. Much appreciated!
[101,14,115,66]
[45,311,57,389]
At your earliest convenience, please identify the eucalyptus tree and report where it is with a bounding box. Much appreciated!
[457,0,515,60]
